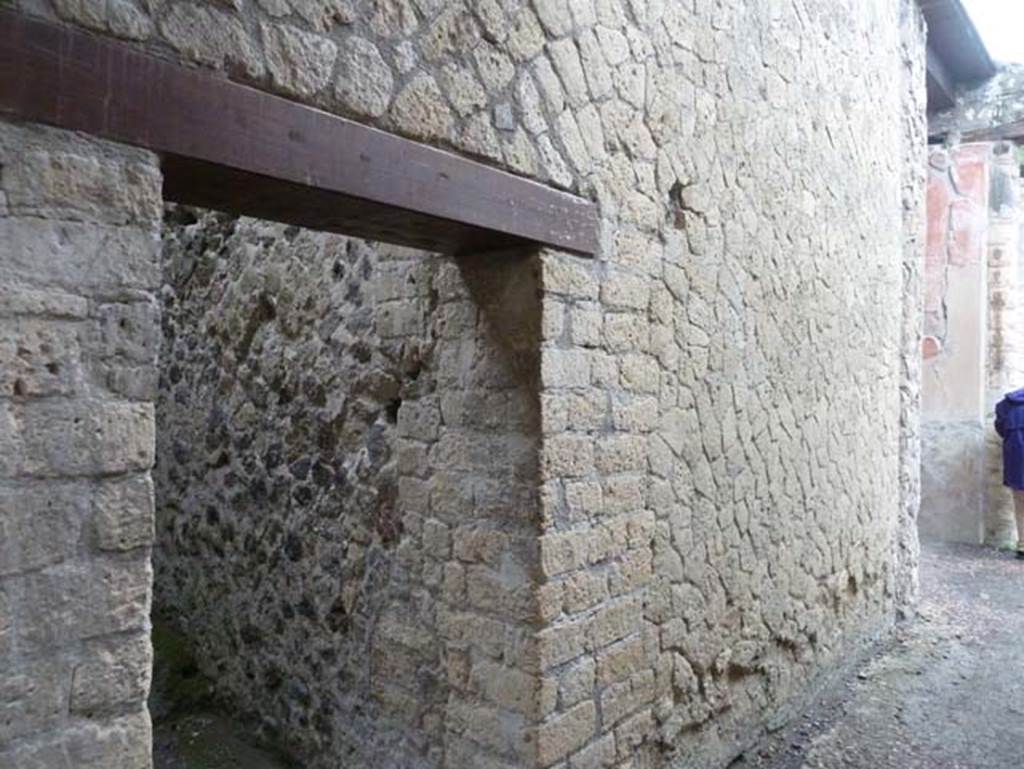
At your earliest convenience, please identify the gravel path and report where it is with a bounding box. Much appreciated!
[738,542,1024,769]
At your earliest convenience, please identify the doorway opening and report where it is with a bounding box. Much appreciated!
[148,204,545,768]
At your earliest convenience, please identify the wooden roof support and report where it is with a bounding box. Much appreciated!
[962,120,1024,143]
[0,10,599,256]
[919,0,996,85]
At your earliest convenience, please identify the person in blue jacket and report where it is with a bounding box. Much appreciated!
[995,387,1024,558]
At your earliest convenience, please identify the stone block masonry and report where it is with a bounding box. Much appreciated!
[1,0,928,767]
[156,213,546,768]
[897,0,928,617]
[0,121,161,769]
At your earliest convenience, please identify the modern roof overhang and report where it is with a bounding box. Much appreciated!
[920,0,997,112]
[0,10,599,257]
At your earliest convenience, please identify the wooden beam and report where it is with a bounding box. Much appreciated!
[0,10,599,256]
[919,0,996,84]
[962,119,1024,143]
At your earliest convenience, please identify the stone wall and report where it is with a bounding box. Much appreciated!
[156,212,545,768]
[534,2,925,762]
[983,148,1024,546]
[2,0,928,767]
[0,122,161,768]
[153,1,926,766]
[920,144,990,543]
[919,141,1024,546]
[898,0,928,616]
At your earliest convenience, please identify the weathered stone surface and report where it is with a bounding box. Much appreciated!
[390,73,455,143]
[262,23,338,99]
[154,214,542,767]
[0,319,83,399]
[0,219,160,293]
[107,0,154,41]
[1,148,161,225]
[0,400,155,479]
[0,484,89,576]
[334,36,394,118]
[12,554,151,649]
[0,287,89,320]
[48,0,107,32]
[70,633,152,717]
[290,0,356,32]
[159,4,265,78]
[440,63,488,118]
[0,122,159,769]
[0,660,65,743]
[534,0,574,39]
[93,475,156,552]
[474,44,515,92]
[49,0,152,40]
[546,41,588,108]
[536,699,596,765]
[6,1,929,768]
[368,0,420,40]
[94,300,162,365]
[0,712,152,769]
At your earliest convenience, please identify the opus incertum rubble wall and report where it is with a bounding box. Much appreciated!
[0,122,162,768]
[157,213,546,767]
[1,0,927,767]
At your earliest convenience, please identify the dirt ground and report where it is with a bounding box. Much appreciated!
[152,712,297,769]
[738,542,1024,769]
[150,617,295,769]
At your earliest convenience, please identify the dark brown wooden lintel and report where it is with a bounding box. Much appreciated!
[961,120,1024,143]
[0,10,599,256]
